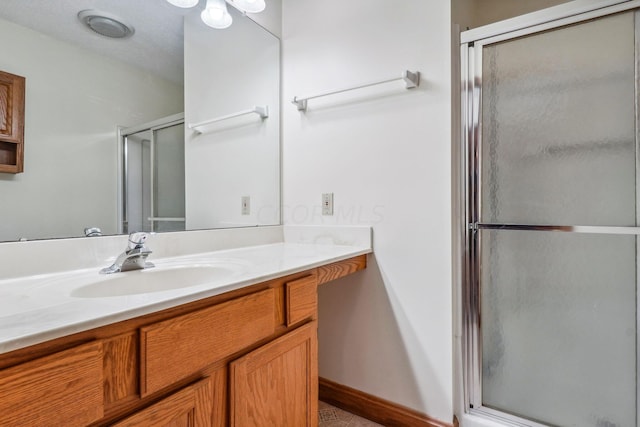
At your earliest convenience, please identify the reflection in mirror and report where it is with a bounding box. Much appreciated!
[121,114,186,234]
[184,7,280,230]
[0,0,280,243]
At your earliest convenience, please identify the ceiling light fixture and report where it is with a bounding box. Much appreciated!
[166,0,200,8]
[201,0,233,29]
[77,10,135,39]
[165,0,265,29]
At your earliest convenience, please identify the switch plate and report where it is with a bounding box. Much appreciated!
[241,196,250,215]
[322,193,333,215]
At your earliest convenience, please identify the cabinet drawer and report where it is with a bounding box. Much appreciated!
[286,275,318,327]
[0,341,104,426]
[141,288,277,396]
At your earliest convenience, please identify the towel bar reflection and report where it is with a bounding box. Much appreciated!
[291,70,420,111]
[147,217,186,222]
[188,105,269,134]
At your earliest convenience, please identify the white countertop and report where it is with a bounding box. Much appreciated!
[0,226,372,355]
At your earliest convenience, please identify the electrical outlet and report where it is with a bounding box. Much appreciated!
[322,193,333,215]
[241,196,250,215]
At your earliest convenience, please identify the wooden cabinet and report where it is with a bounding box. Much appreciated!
[230,321,318,427]
[0,70,25,174]
[0,255,366,426]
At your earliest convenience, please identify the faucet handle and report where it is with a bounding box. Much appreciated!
[128,232,150,249]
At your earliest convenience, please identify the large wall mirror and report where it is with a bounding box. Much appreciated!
[0,0,280,243]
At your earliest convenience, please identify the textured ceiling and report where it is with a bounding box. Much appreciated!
[0,0,193,84]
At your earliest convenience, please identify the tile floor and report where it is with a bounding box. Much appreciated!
[318,401,385,427]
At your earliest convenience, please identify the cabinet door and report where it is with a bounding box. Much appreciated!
[230,321,318,427]
[0,70,24,143]
[113,378,213,427]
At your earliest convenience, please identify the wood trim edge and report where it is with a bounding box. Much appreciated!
[319,377,453,427]
[317,255,367,285]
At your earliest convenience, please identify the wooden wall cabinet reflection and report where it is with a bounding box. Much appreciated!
[0,70,25,174]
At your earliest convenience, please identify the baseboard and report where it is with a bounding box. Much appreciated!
[319,377,453,427]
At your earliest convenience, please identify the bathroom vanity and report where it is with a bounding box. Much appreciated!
[0,227,370,426]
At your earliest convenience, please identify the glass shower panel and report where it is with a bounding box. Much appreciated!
[125,130,152,233]
[480,229,636,426]
[480,12,636,226]
[153,124,185,232]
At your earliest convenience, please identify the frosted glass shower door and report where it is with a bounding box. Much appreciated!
[480,231,636,426]
[472,10,637,427]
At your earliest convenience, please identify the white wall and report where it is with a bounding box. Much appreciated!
[0,18,183,242]
[282,0,453,423]
[248,0,282,38]
[184,9,280,229]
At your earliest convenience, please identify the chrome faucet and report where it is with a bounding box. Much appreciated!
[100,232,154,274]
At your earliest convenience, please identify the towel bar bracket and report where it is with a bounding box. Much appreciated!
[292,97,307,111]
[402,70,420,89]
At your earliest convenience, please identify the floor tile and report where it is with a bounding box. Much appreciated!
[319,401,384,427]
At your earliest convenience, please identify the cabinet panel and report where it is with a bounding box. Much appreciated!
[286,275,317,326]
[141,288,277,396]
[113,378,212,427]
[0,341,104,426]
[230,322,318,427]
[104,331,139,407]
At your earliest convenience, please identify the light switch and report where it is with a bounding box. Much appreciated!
[241,196,250,215]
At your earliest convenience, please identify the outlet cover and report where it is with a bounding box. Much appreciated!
[322,193,333,215]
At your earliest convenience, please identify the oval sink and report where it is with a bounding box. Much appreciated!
[70,265,241,298]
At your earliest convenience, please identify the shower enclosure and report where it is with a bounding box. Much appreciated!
[460,2,640,426]
[119,114,185,234]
